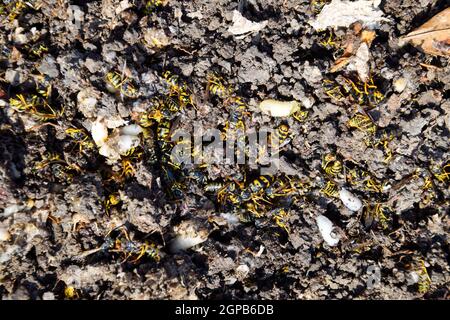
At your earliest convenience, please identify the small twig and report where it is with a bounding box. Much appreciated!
[28,122,59,131]
[419,63,443,70]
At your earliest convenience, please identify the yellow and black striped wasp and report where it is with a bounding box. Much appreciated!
[322,153,343,177]
[347,112,377,135]
[105,71,138,99]
[79,225,160,263]
[65,128,95,154]
[207,73,231,99]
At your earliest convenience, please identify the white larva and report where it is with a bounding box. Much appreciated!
[259,99,300,117]
[316,215,339,246]
[91,117,108,147]
[339,188,363,211]
[169,235,207,253]
[120,124,142,136]
[169,220,209,253]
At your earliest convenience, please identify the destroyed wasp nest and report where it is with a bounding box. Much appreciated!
[0,0,448,300]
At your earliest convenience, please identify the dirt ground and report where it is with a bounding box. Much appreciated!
[0,0,449,300]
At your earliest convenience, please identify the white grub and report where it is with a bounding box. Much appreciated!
[309,0,389,30]
[169,220,209,253]
[120,124,142,136]
[316,215,340,246]
[259,99,300,117]
[339,188,363,211]
[91,118,142,162]
[99,143,121,163]
[91,117,109,147]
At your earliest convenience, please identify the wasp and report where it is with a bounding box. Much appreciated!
[310,0,330,14]
[368,131,394,163]
[322,153,342,177]
[9,94,38,112]
[264,177,291,199]
[272,123,290,147]
[31,103,64,122]
[105,193,121,215]
[65,128,95,153]
[35,82,53,99]
[141,127,158,166]
[217,180,243,206]
[346,166,366,187]
[105,71,138,98]
[29,43,49,58]
[4,0,27,21]
[156,119,173,158]
[64,286,79,299]
[163,71,195,110]
[162,167,184,199]
[121,158,134,178]
[163,71,180,91]
[320,180,339,198]
[138,112,154,128]
[342,78,366,105]
[323,79,345,101]
[120,81,138,98]
[292,109,308,122]
[81,225,160,263]
[143,0,166,15]
[347,113,377,135]
[178,84,194,108]
[164,94,181,113]
[417,260,431,294]
[364,177,383,193]
[363,203,392,230]
[34,152,62,170]
[271,208,290,233]
[139,100,171,126]
[11,90,63,122]
[342,77,384,107]
[363,76,384,106]
[433,162,449,184]
[207,73,231,99]
[238,176,275,208]
[34,153,78,183]
[123,146,143,159]
[248,176,274,195]
[319,29,340,49]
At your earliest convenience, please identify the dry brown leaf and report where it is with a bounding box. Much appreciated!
[361,30,376,46]
[400,7,450,57]
[330,23,376,81]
